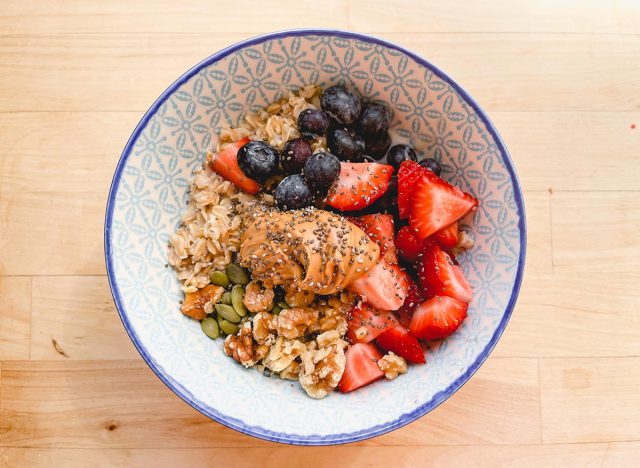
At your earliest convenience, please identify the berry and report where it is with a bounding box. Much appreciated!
[320,85,362,125]
[419,157,441,176]
[348,214,397,263]
[325,162,394,211]
[338,343,384,393]
[364,132,392,160]
[237,141,280,183]
[209,137,259,194]
[394,281,425,329]
[431,223,459,250]
[397,160,429,219]
[395,226,422,263]
[347,302,400,344]
[281,138,312,173]
[410,296,468,341]
[387,144,417,170]
[417,244,473,303]
[275,174,315,211]
[376,326,425,364]
[297,108,329,136]
[357,103,391,137]
[349,260,411,311]
[327,127,365,161]
[303,152,341,193]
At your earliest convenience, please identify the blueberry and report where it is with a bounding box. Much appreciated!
[303,152,341,192]
[297,108,329,136]
[419,157,442,176]
[387,144,417,170]
[281,138,312,173]
[357,103,391,137]
[364,132,392,160]
[275,174,315,210]
[237,141,280,183]
[327,127,365,161]
[320,85,362,125]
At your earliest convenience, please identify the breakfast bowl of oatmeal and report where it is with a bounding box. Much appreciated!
[105,30,526,445]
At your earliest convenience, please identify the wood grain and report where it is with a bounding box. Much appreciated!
[0,277,31,360]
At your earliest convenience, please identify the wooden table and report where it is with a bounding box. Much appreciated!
[1,1,639,466]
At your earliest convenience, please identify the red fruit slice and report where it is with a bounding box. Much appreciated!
[376,326,426,364]
[418,244,473,303]
[397,160,429,219]
[410,296,468,340]
[430,222,459,250]
[348,214,397,263]
[395,225,422,263]
[326,162,394,211]
[347,302,400,343]
[338,343,384,393]
[349,260,411,311]
[394,280,425,329]
[409,170,478,240]
[209,137,260,194]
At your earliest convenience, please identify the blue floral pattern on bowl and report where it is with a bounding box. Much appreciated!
[105,30,526,445]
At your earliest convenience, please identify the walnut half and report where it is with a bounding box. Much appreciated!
[243,280,275,313]
[224,322,257,368]
[377,352,407,380]
[298,331,347,399]
[277,307,318,339]
[180,285,224,320]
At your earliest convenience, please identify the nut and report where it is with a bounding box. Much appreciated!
[262,336,306,372]
[180,285,224,320]
[284,286,315,307]
[277,307,319,339]
[298,339,346,399]
[252,312,277,344]
[223,322,257,367]
[243,280,275,313]
[377,352,408,380]
[279,360,301,381]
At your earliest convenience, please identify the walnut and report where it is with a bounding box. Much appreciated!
[377,352,408,380]
[243,280,275,313]
[262,336,306,372]
[252,312,277,344]
[316,305,348,334]
[180,285,224,320]
[279,360,301,381]
[284,286,315,307]
[454,230,474,254]
[316,330,347,349]
[223,322,257,367]
[298,337,346,399]
[277,307,319,339]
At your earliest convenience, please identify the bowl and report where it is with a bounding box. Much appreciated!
[105,29,526,445]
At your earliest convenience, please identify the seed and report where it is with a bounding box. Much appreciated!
[209,270,230,288]
[226,263,250,285]
[231,285,247,317]
[219,320,239,335]
[200,317,220,340]
[278,301,290,309]
[221,292,232,305]
[215,304,242,323]
[271,305,282,314]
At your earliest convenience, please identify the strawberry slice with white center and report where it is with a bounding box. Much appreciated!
[349,260,411,311]
[409,170,477,240]
[347,302,400,343]
[338,343,385,393]
[417,243,473,303]
[395,225,422,264]
[325,162,394,211]
[410,296,468,340]
[348,213,397,264]
[376,326,426,364]
[209,137,260,194]
[397,160,429,219]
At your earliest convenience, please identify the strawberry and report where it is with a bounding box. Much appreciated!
[430,222,459,250]
[394,280,425,329]
[325,162,394,211]
[349,260,411,311]
[418,244,473,303]
[347,302,400,343]
[409,170,478,240]
[410,296,468,340]
[395,225,422,263]
[348,214,397,263]
[397,160,429,219]
[376,326,426,364]
[209,137,260,194]
[338,343,384,393]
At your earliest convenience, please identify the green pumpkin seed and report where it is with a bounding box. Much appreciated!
[277,301,290,309]
[271,305,282,315]
[231,285,247,317]
[215,304,241,323]
[219,320,239,335]
[209,270,230,288]
[226,263,250,285]
[200,318,220,340]
[221,291,232,305]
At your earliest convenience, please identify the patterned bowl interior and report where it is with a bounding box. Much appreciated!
[105,30,526,445]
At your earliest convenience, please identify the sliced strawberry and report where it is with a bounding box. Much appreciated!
[349,260,411,311]
[430,222,459,250]
[209,137,259,194]
[376,326,426,364]
[395,225,422,263]
[338,343,384,393]
[397,160,429,219]
[348,214,397,263]
[347,302,400,343]
[326,162,394,211]
[418,244,473,303]
[409,170,478,240]
[394,280,425,329]
[410,296,468,340]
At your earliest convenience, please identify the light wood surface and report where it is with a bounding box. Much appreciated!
[1,1,639,466]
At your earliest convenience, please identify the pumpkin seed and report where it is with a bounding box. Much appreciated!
[209,270,230,288]
[219,320,239,335]
[231,285,247,317]
[200,318,220,340]
[225,263,250,285]
[215,304,241,323]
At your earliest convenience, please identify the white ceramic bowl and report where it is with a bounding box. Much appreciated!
[105,30,526,445]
